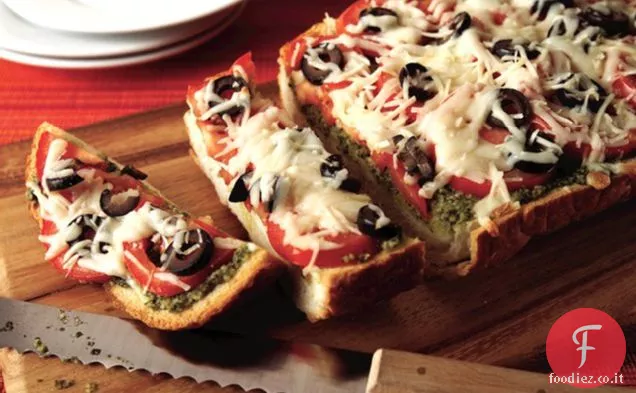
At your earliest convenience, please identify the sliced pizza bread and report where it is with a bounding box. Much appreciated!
[277,0,636,275]
[26,123,283,330]
[184,54,426,321]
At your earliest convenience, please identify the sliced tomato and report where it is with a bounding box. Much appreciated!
[449,169,553,198]
[35,131,80,180]
[336,0,374,34]
[267,221,378,268]
[372,152,429,219]
[283,39,309,72]
[612,74,636,110]
[41,220,110,284]
[491,10,506,25]
[232,52,257,81]
[123,224,235,297]
[479,126,509,145]
[324,80,353,90]
[605,130,636,159]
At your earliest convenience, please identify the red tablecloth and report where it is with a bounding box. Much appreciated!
[0,0,347,146]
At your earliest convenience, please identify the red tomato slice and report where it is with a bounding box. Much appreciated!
[605,130,636,159]
[35,131,80,180]
[449,169,552,198]
[479,126,509,145]
[336,0,374,34]
[267,221,378,268]
[613,74,636,110]
[232,52,257,82]
[373,152,429,219]
[491,10,506,25]
[122,225,235,297]
[284,39,308,72]
[41,220,110,284]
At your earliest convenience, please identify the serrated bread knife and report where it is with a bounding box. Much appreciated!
[0,298,624,392]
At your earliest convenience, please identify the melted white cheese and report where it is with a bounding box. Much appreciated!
[27,138,230,287]
[189,67,399,268]
[289,0,636,224]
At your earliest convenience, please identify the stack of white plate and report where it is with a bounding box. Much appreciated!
[0,0,245,68]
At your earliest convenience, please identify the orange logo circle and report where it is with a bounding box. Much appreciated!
[547,308,626,388]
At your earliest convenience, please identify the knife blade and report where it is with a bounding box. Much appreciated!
[0,297,370,393]
[0,298,627,393]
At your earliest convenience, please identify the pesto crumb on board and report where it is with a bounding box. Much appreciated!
[141,244,253,313]
[0,321,14,332]
[85,382,100,393]
[54,379,75,390]
[33,337,49,355]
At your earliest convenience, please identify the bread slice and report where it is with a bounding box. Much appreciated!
[277,16,636,276]
[184,59,426,321]
[26,122,283,330]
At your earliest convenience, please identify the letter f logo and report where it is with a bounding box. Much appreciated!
[572,324,602,368]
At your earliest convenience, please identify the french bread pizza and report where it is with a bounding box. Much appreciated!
[278,0,636,275]
[25,123,283,330]
[184,54,426,321]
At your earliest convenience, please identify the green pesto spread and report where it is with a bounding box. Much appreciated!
[123,244,253,313]
[428,186,478,237]
[302,104,593,236]
[511,167,588,204]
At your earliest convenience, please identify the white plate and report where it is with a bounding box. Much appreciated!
[0,2,239,59]
[0,2,244,69]
[3,0,243,34]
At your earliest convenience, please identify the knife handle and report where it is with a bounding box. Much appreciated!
[366,349,624,393]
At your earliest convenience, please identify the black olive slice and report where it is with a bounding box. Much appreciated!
[320,154,345,178]
[491,39,540,60]
[365,54,379,73]
[356,205,401,240]
[339,177,362,193]
[396,137,435,183]
[552,73,607,112]
[45,159,84,192]
[104,161,118,173]
[320,154,362,193]
[359,7,399,34]
[121,165,147,180]
[99,189,140,217]
[208,75,249,117]
[160,228,214,277]
[392,134,404,145]
[531,0,574,21]
[229,171,253,203]
[440,12,471,41]
[547,18,569,38]
[65,214,103,245]
[487,88,533,129]
[46,173,84,192]
[579,7,630,37]
[398,63,436,102]
[514,131,560,173]
[301,42,345,86]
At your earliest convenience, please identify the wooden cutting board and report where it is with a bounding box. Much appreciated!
[1,82,636,391]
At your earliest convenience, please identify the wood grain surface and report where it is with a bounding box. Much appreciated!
[1,83,635,391]
[367,350,625,393]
